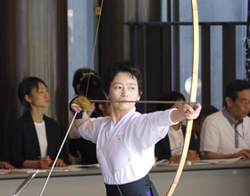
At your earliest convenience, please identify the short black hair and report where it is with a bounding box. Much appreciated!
[79,73,107,117]
[93,90,107,117]
[103,61,143,95]
[72,68,97,95]
[194,105,218,121]
[18,76,47,110]
[79,73,103,100]
[225,79,250,105]
[157,91,186,110]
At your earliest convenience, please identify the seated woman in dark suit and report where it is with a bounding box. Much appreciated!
[9,77,67,169]
[155,91,200,162]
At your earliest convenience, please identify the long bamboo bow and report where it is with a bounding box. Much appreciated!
[166,0,199,195]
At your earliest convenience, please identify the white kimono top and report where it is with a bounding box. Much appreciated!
[78,107,177,185]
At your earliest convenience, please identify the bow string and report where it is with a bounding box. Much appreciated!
[84,1,124,195]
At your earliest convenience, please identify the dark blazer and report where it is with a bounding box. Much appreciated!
[68,110,99,164]
[9,111,65,168]
[80,110,99,164]
[155,126,197,161]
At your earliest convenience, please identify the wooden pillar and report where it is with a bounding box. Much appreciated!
[201,25,211,107]
[222,24,236,99]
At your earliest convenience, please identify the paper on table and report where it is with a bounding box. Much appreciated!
[0,169,11,174]
[67,164,100,168]
[49,167,69,172]
[10,169,47,173]
[154,159,169,167]
[8,167,68,174]
[186,161,211,165]
[194,156,244,164]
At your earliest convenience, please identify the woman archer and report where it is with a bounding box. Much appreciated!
[70,61,201,196]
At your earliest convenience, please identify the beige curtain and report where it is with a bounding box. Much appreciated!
[0,0,68,161]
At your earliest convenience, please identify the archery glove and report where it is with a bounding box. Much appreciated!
[69,96,93,119]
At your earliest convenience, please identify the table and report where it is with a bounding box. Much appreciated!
[1,160,250,196]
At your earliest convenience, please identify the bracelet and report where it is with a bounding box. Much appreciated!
[231,153,235,158]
